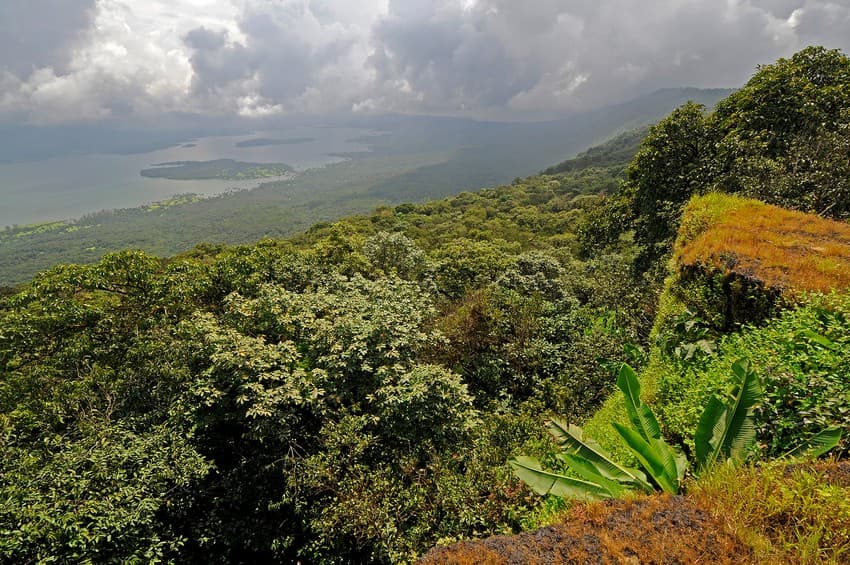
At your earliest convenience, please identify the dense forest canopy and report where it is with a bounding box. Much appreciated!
[1,163,643,562]
[2,47,850,563]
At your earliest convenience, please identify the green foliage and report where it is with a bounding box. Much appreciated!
[510,418,653,501]
[363,231,427,279]
[0,167,649,562]
[712,46,850,167]
[616,46,850,271]
[0,251,211,562]
[611,365,686,493]
[693,360,761,471]
[656,308,718,363]
[627,102,711,267]
[0,423,208,562]
[7,49,848,559]
[782,427,843,461]
[511,360,816,502]
[575,192,635,256]
[656,293,850,458]
[543,127,648,176]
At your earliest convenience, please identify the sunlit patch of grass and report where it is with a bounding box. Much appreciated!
[691,461,850,564]
[4,221,69,239]
[675,194,850,294]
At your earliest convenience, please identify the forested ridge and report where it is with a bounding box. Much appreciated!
[0,87,730,288]
[2,47,850,563]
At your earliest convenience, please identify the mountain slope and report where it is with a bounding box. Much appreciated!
[0,88,729,286]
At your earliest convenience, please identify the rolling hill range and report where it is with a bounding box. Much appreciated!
[0,87,730,286]
[2,47,850,564]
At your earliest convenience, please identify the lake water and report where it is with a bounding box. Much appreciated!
[0,126,375,227]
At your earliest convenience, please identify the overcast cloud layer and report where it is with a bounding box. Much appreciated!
[2,0,849,123]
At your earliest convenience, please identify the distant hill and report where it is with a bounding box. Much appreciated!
[542,126,648,175]
[0,87,732,286]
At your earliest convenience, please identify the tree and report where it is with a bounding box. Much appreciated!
[711,47,850,219]
[626,102,710,269]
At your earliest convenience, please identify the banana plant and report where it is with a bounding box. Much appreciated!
[781,426,843,459]
[509,421,650,502]
[614,363,687,493]
[693,359,761,472]
[510,363,686,499]
[511,360,842,502]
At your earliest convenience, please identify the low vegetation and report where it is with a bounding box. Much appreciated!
[140,158,293,180]
[2,47,849,563]
[691,461,850,564]
[422,461,850,564]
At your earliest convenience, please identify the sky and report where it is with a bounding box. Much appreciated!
[1,0,849,124]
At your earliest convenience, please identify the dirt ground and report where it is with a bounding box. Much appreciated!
[418,494,752,565]
[420,462,850,564]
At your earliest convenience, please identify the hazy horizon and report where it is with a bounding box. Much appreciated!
[1,1,848,127]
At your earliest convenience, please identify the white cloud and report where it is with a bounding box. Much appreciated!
[1,0,849,123]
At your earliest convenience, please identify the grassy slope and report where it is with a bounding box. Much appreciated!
[675,193,850,294]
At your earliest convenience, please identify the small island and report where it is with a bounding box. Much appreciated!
[235,137,314,147]
[140,159,293,181]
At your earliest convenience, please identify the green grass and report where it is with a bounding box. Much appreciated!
[691,461,850,564]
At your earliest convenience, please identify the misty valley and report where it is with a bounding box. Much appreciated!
[1,2,849,562]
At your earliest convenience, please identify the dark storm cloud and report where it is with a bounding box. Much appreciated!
[0,0,96,77]
[370,0,539,110]
[184,27,254,97]
[182,1,367,114]
[4,0,850,122]
[366,0,850,115]
[239,9,356,101]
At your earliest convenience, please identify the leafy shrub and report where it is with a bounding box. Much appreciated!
[657,293,850,457]
[0,424,208,563]
[363,231,427,279]
[620,47,850,270]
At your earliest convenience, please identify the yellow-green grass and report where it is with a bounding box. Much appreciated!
[675,193,850,295]
[691,461,850,564]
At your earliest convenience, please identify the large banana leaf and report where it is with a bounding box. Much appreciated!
[509,456,617,501]
[782,427,843,460]
[558,453,627,497]
[616,363,662,441]
[613,423,681,493]
[694,359,761,472]
[547,419,653,492]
